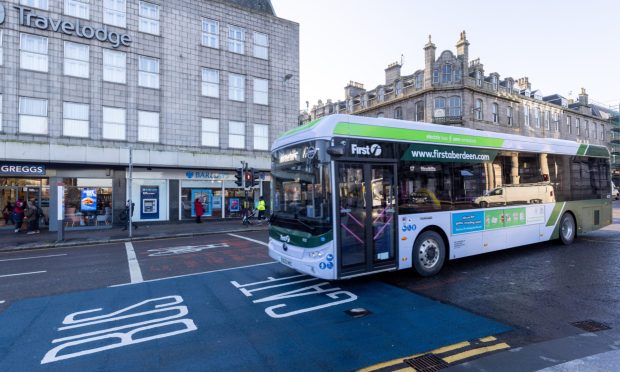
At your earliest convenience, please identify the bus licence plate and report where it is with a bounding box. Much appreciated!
[280,256,292,267]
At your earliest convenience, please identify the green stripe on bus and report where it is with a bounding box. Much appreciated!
[333,122,505,148]
[577,144,587,156]
[270,225,333,248]
[278,118,322,139]
[546,202,565,227]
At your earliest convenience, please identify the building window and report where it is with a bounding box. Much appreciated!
[254,124,269,150]
[138,111,159,142]
[432,69,439,84]
[229,121,245,149]
[395,80,403,96]
[0,95,3,131]
[139,1,160,35]
[229,74,245,102]
[455,65,462,82]
[253,78,268,105]
[201,68,219,98]
[415,73,423,89]
[103,0,126,28]
[553,112,560,132]
[361,94,368,108]
[64,42,89,78]
[20,33,48,72]
[202,19,219,49]
[415,101,424,121]
[253,32,268,59]
[103,49,126,84]
[601,125,605,141]
[585,120,589,138]
[394,107,403,120]
[442,64,452,83]
[0,30,3,66]
[378,88,385,102]
[448,96,461,116]
[475,99,483,120]
[593,122,598,139]
[475,70,482,86]
[567,116,572,134]
[491,75,498,90]
[19,97,48,135]
[63,102,89,138]
[228,26,245,54]
[534,107,540,128]
[201,118,219,147]
[102,107,126,140]
[377,112,384,118]
[21,0,48,10]
[544,110,550,130]
[523,105,530,126]
[492,103,499,124]
[138,56,160,89]
[65,0,89,19]
[576,118,580,136]
[507,106,513,126]
[434,97,446,116]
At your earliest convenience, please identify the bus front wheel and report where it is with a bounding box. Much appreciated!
[412,230,446,277]
[559,213,576,245]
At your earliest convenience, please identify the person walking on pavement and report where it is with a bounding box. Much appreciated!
[2,201,14,226]
[122,200,138,231]
[13,199,25,233]
[194,198,204,223]
[257,196,266,220]
[25,199,40,234]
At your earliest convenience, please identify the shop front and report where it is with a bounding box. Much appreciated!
[0,163,50,229]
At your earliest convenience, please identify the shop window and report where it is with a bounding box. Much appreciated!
[201,118,219,147]
[65,0,90,20]
[202,19,219,48]
[138,111,159,142]
[138,55,160,89]
[139,1,160,35]
[63,102,89,138]
[254,124,269,150]
[181,182,226,220]
[103,107,126,140]
[63,178,113,228]
[253,32,268,59]
[20,33,48,72]
[202,68,219,98]
[229,121,245,149]
[19,97,48,135]
[104,0,126,28]
[64,42,89,78]
[253,78,268,105]
[228,25,245,54]
[103,49,126,84]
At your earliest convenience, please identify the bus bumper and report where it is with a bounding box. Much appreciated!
[268,238,337,280]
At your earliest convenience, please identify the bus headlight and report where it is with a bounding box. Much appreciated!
[308,250,325,259]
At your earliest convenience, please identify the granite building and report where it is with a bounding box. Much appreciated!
[0,0,299,231]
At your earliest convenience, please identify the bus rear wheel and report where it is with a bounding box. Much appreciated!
[412,230,446,277]
[559,213,576,245]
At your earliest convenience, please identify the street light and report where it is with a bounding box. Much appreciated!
[283,73,293,126]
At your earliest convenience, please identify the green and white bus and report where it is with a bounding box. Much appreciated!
[269,114,612,280]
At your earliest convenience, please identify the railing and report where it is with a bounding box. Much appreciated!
[432,116,463,125]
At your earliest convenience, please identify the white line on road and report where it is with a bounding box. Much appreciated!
[227,233,269,246]
[0,271,46,278]
[0,253,67,262]
[125,242,143,284]
[0,301,5,304]
[110,261,277,287]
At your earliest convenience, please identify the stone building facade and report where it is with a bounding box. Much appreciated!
[302,32,614,151]
[0,0,299,231]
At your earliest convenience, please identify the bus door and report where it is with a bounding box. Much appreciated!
[336,163,397,277]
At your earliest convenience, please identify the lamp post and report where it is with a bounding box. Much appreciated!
[128,145,133,238]
[283,73,293,125]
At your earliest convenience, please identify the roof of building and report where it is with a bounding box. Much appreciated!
[225,0,275,15]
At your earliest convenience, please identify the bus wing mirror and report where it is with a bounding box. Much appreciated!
[327,144,345,157]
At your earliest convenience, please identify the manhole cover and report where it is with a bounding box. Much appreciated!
[571,320,611,333]
[344,308,371,318]
[404,353,449,372]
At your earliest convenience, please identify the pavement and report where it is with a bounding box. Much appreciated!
[0,219,268,252]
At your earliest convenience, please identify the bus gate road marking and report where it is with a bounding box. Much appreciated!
[124,242,143,284]
[0,271,46,278]
[227,233,268,246]
[0,254,68,262]
[146,243,230,256]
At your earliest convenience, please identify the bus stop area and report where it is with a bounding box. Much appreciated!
[0,219,268,253]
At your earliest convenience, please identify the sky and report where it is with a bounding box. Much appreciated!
[270,0,620,112]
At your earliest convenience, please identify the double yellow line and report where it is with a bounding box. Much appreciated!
[359,336,510,371]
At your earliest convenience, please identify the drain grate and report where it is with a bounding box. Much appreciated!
[404,353,449,372]
[571,320,611,333]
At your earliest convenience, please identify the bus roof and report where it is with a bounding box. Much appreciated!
[273,114,609,158]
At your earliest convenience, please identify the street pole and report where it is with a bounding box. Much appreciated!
[128,145,133,238]
[241,160,247,215]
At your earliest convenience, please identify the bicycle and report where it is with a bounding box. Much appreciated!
[242,208,266,226]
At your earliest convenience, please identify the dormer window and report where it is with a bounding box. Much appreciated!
[361,94,368,108]
[395,80,403,96]
[491,75,498,91]
[475,70,482,86]
[455,65,462,82]
[378,88,385,102]
[442,64,452,83]
[433,69,439,84]
[415,73,423,89]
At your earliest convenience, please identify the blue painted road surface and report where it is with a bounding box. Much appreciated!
[0,263,510,371]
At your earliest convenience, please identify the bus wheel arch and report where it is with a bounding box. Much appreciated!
[559,211,577,245]
[411,226,449,277]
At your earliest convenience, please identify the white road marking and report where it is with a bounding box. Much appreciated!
[0,300,5,304]
[0,271,46,278]
[125,242,143,284]
[0,253,68,262]
[227,233,269,246]
[110,261,277,287]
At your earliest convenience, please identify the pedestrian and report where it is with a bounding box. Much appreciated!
[257,196,266,220]
[2,201,13,226]
[194,198,203,223]
[25,199,40,234]
[13,199,25,233]
[121,200,138,230]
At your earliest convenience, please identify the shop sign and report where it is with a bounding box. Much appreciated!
[185,171,231,180]
[140,186,160,220]
[80,189,97,212]
[0,163,46,176]
[15,6,132,48]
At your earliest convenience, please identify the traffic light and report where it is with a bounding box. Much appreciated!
[244,169,253,188]
[251,168,260,187]
[234,167,243,187]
